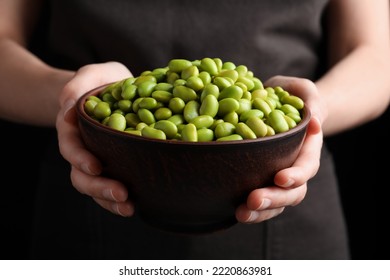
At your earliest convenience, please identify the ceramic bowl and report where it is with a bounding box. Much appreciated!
[76,84,311,234]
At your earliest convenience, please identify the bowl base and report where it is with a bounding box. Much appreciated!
[140,215,238,235]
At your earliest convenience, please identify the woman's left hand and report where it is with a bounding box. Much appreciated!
[236,75,326,223]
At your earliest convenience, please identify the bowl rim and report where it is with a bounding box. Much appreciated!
[76,83,311,146]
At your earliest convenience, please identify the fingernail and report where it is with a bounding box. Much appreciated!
[81,162,94,175]
[279,178,294,188]
[103,188,115,201]
[245,211,258,223]
[257,198,272,210]
[114,203,125,217]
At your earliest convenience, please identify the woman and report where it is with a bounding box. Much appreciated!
[0,0,389,259]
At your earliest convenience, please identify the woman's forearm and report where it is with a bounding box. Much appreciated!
[316,44,390,136]
[0,38,74,127]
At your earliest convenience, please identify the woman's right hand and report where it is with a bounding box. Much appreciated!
[56,61,135,217]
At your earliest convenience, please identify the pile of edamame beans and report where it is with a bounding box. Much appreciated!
[84,58,305,141]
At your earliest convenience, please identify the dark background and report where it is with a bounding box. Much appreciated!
[0,106,388,260]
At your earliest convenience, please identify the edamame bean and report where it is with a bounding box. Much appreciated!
[215,122,236,138]
[197,128,214,142]
[154,120,178,139]
[190,115,214,129]
[181,123,198,142]
[268,110,289,133]
[141,126,166,140]
[216,134,243,141]
[235,122,257,139]
[183,100,200,123]
[93,101,111,119]
[199,94,219,117]
[107,113,126,131]
[168,59,193,73]
[218,98,240,117]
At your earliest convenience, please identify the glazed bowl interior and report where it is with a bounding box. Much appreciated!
[76,84,311,234]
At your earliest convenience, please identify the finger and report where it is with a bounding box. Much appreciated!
[274,117,323,188]
[236,204,285,224]
[58,61,132,106]
[245,184,307,211]
[70,166,128,202]
[93,198,135,217]
[265,75,327,124]
[56,103,102,175]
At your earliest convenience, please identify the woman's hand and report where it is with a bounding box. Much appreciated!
[236,75,326,223]
[56,61,135,217]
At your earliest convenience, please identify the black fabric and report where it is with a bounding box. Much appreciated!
[30,0,350,259]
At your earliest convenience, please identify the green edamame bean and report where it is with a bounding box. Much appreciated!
[141,126,166,140]
[199,94,219,117]
[213,76,234,90]
[166,71,180,84]
[200,57,218,76]
[183,100,200,123]
[236,98,252,115]
[200,83,220,101]
[217,69,239,82]
[280,104,300,115]
[181,65,199,80]
[124,129,142,136]
[236,76,254,91]
[218,98,240,117]
[181,123,198,142]
[251,89,268,100]
[137,80,157,97]
[154,82,173,92]
[216,134,243,141]
[198,71,212,85]
[239,109,264,122]
[168,59,193,73]
[168,114,185,126]
[252,97,272,116]
[246,116,268,137]
[168,97,186,114]
[186,76,204,91]
[93,101,111,119]
[284,115,297,129]
[121,84,137,100]
[154,120,178,139]
[222,61,236,70]
[137,108,156,125]
[173,85,198,102]
[286,112,302,123]
[134,75,156,86]
[107,113,126,131]
[197,128,214,142]
[117,99,132,113]
[281,95,304,109]
[219,85,244,100]
[213,58,223,72]
[223,111,239,125]
[84,99,98,116]
[125,112,141,128]
[152,90,173,103]
[268,110,289,133]
[190,115,214,129]
[235,122,257,139]
[214,122,236,138]
[154,107,172,120]
[138,97,157,110]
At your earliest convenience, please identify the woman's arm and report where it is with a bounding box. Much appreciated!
[317,0,390,136]
[0,0,74,126]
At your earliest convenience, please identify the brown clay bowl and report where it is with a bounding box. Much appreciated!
[76,84,311,234]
